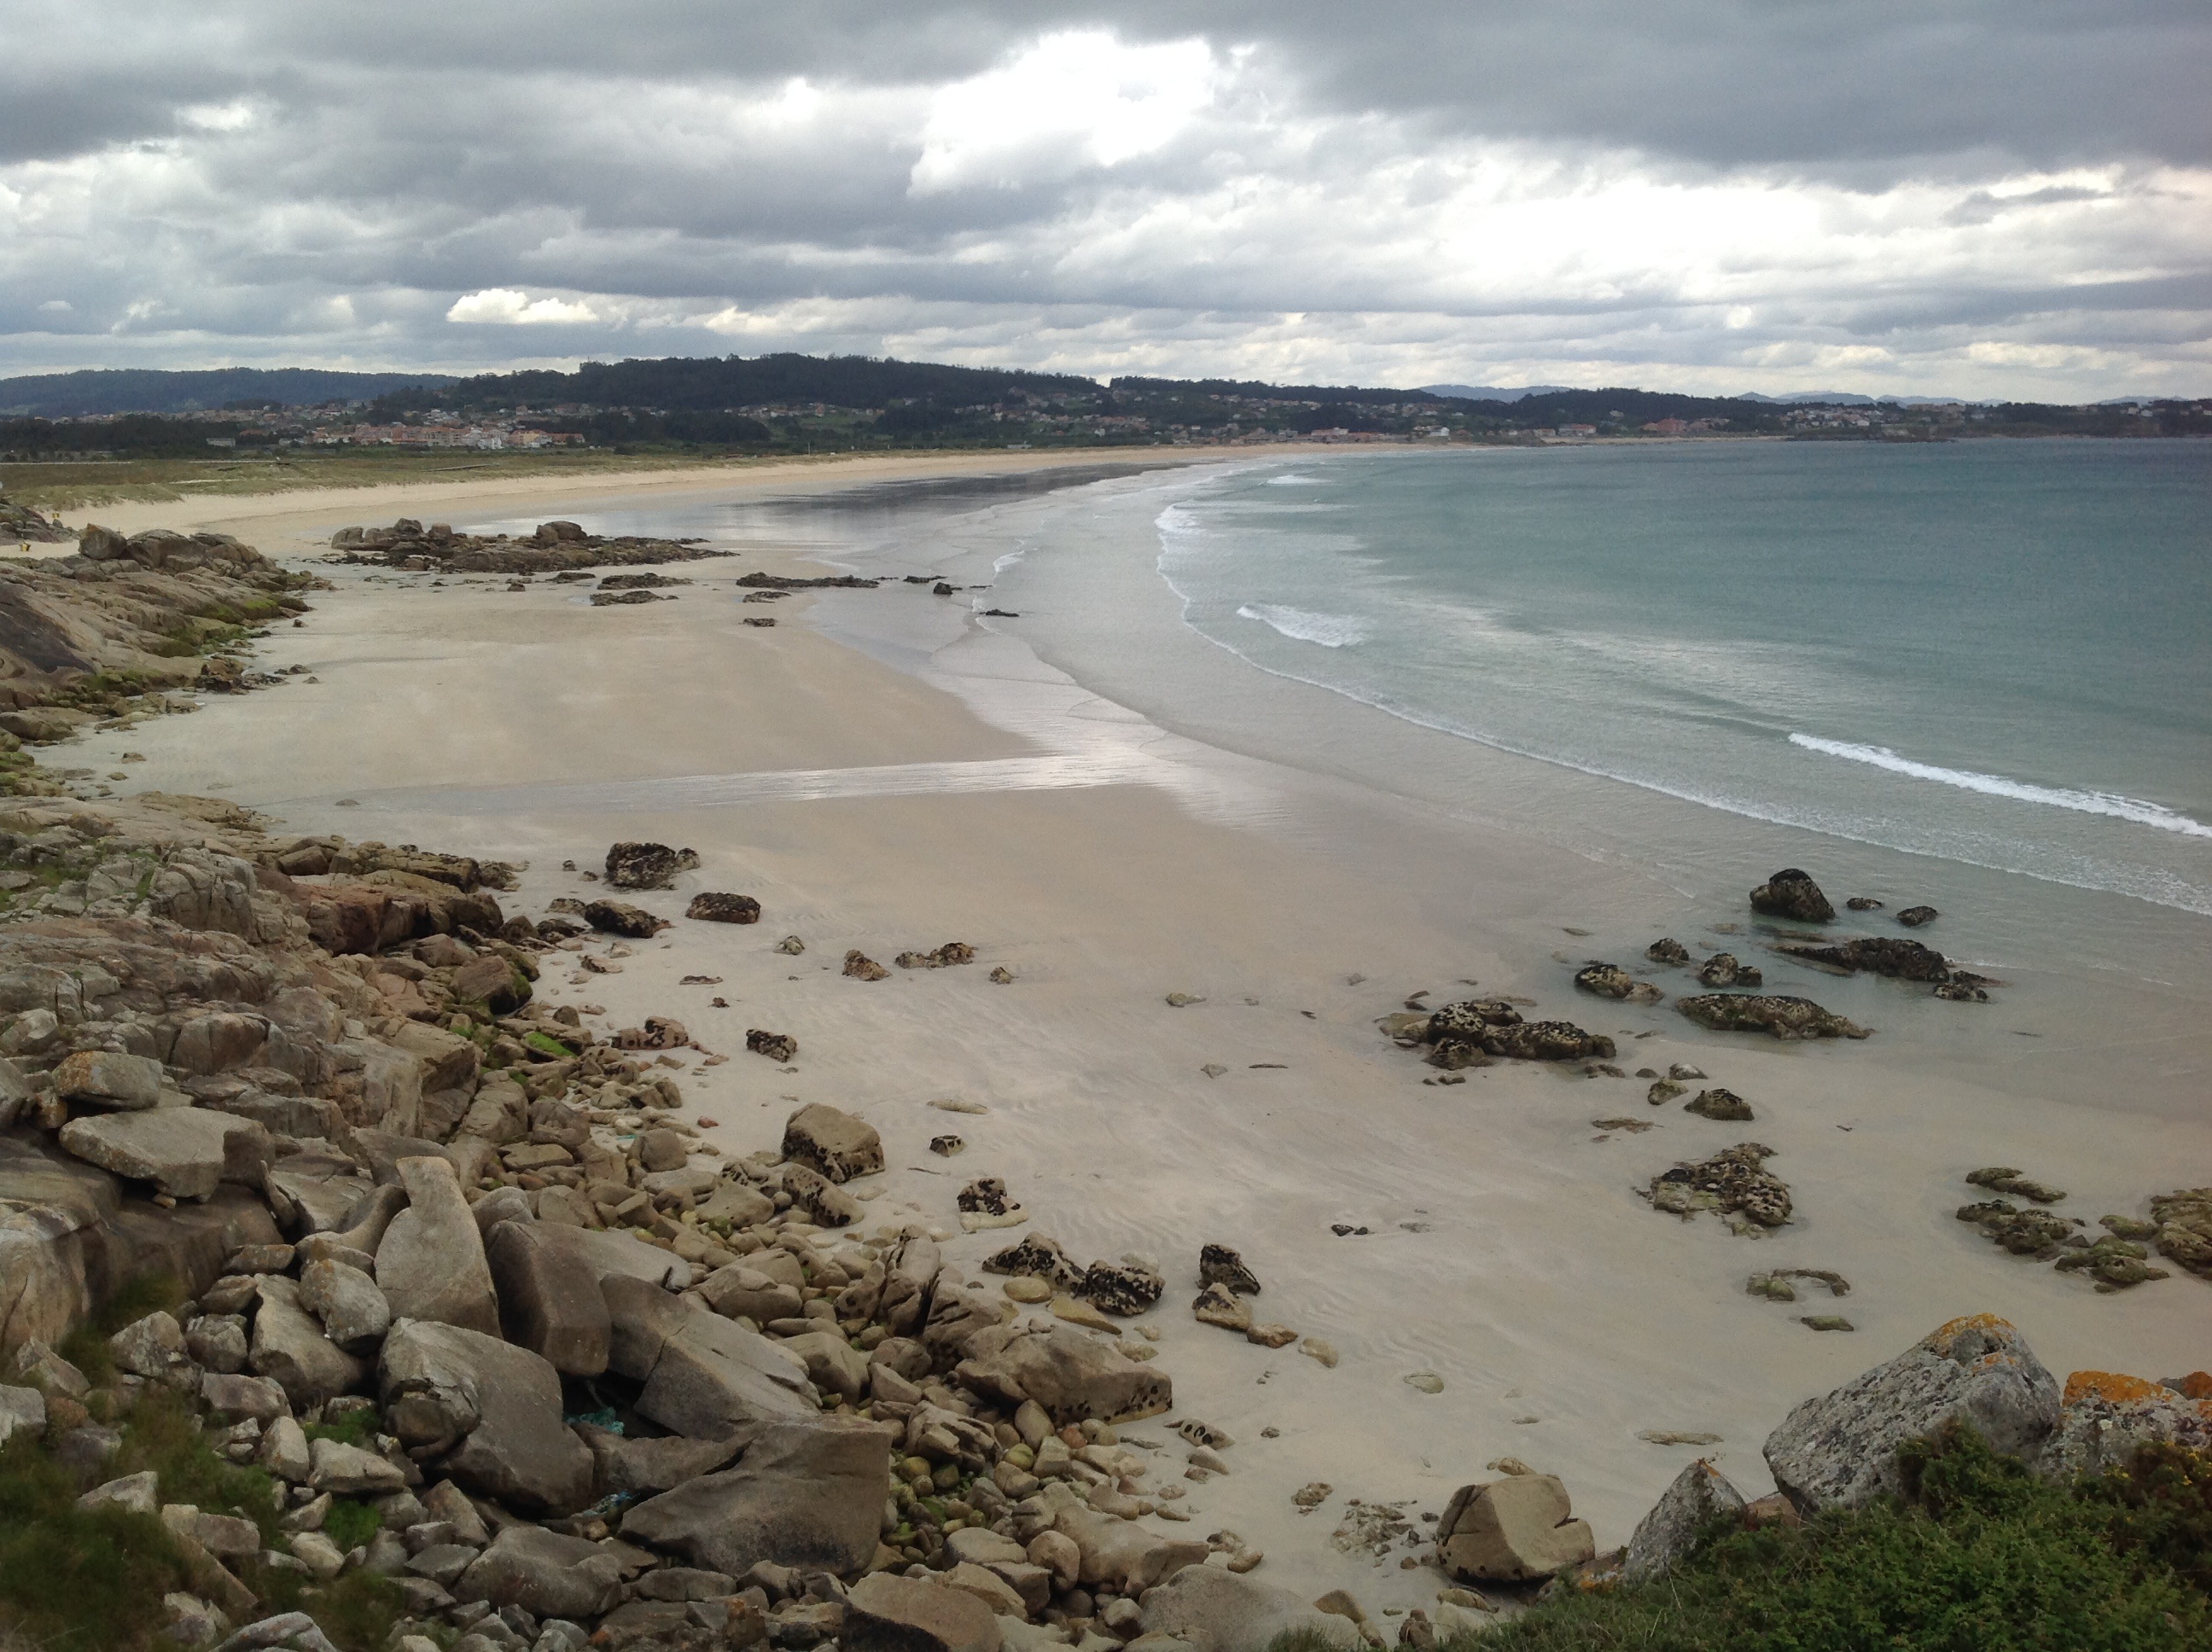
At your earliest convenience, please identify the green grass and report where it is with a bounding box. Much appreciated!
[321,1497,382,1553]
[303,1409,378,1450]
[1432,1428,2212,1652]
[56,1271,184,1388]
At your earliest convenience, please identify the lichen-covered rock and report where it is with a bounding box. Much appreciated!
[1645,939,1691,964]
[1697,952,1761,988]
[1080,1259,1162,1316]
[1437,1475,1596,1582]
[1955,1200,2082,1259]
[1198,1243,1260,1295]
[1749,868,1834,923]
[1965,1167,2066,1203]
[896,941,975,969]
[1573,962,1662,1003]
[1623,1458,1745,1580]
[1762,1315,2059,1512]
[1650,1143,1792,1230]
[2039,1370,2212,1480]
[1676,994,1868,1040]
[1479,1020,1617,1062]
[842,949,890,980]
[1423,999,1522,1042]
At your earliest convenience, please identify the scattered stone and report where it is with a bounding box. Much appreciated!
[1572,962,1662,1003]
[1802,1316,1854,1331]
[583,899,668,938]
[1684,1087,1754,1121]
[781,1102,883,1182]
[1956,1200,2081,1259]
[1646,1079,1685,1105]
[1192,1283,1252,1333]
[1746,1269,1850,1302]
[1749,868,1835,923]
[896,941,975,969]
[1762,1315,2059,1512]
[1198,1243,1261,1295]
[988,966,1013,983]
[844,949,890,980]
[1437,1475,1595,1582]
[1697,953,1761,988]
[745,1028,797,1063]
[1897,905,1939,928]
[1080,1259,1163,1316]
[1675,994,1869,1040]
[1645,939,1690,964]
[1648,1143,1792,1230]
[1165,992,1206,1007]
[1846,896,1884,910]
[685,892,760,923]
[603,842,698,891]
[1403,1372,1444,1394]
[2150,1189,2212,1278]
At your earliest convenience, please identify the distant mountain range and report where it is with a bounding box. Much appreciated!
[1420,384,1578,403]
[0,368,457,417]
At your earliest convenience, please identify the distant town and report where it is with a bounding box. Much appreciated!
[1,356,2205,467]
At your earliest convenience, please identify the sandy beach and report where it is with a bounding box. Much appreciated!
[55,452,2212,1612]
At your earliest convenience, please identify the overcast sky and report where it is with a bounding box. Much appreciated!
[3,2,2206,398]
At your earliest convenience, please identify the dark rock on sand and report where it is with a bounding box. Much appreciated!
[1645,939,1691,965]
[1676,994,1869,1040]
[603,841,697,891]
[582,899,668,938]
[1081,1259,1164,1317]
[1774,936,1950,982]
[685,892,760,923]
[843,949,890,980]
[1966,1167,2066,1203]
[1198,1244,1261,1295]
[1650,1143,1792,1230]
[1749,869,1835,924]
[1481,1021,1617,1062]
[745,1028,797,1063]
[1685,1087,1755,1121]
[896,941,975,969]
[1573,962,1662,1003]
[1697,953,1761,988]
[1424,999,1522,1041]
[1897,905,1939,928]
[1956,1200,2081,1259]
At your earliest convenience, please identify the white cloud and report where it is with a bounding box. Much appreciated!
[912,30,1221,193]
[37,298,70,311]
[445,288,600,325]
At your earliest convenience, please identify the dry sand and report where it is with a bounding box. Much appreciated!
[64,457,2212,1609]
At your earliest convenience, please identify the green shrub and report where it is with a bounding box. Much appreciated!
[321,1497,382,1553]
[1448,1428,2212,1652]
[0,1433,189,1649]
[57,1271,184,1387]
[304,1409,378,1449]
[114,1388,282,1544]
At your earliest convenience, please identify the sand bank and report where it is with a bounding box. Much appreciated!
[67,460,2212,1611]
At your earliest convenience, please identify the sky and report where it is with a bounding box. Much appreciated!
[2,2,2207,400]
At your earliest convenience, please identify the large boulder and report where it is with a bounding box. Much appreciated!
[1138,1566,1360,1652]
[1763,1315,2060,1513]
[621,1416,894,1578]
[58,1108,271,1201]
[635,1309,818,1438]
[1749,868,1835,923]
[378,1319,593,1516]
[1437,1475,1596,1582]
[295,1258,390,1354]
[51,1050,166,1112]
[954,1323,1170,1425]
[1622,1458,1746,1580]
[454,1524,622,1620]
[781,1103,883,1184]
[1051,1496,1208,1592]
[2037,1370,2212,1480]
[249,1276,366,1406]
[843,1573,1001,1652]
[374,1156,498,1334]
[603,842,696,891]
[577,1426,744,1498]
[485,1219,612,1376]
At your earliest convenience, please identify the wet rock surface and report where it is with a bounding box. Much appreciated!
[1676,993,1869,1040]
[1749,868,1835,923]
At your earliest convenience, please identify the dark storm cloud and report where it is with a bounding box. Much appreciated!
[0,1,2205,397]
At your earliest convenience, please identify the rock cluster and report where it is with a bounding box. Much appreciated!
[329,520,727,575]
[1,494,73,543]
[1571,962,1661,1003]
[1412,998,1616,1066]
[0,793,1256,1652]
[1674,993,1868,1040]
[1647,1143,1792,1231]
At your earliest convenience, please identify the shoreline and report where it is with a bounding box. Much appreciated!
[34,453,2212,1611]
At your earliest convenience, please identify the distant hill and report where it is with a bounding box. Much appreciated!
[1422,383,1576,403]
[0,368,457,417]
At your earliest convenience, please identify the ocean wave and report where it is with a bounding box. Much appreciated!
[1267,473,1323,486]
[1790,735,2212,838]
[1237,602,1370,648]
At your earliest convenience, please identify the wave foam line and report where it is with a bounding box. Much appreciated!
[1237,602,1369,648]
[1790,735,2212,838]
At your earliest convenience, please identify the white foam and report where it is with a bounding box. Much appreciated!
[1236,602,1370,648]
[1790,734,2212,839]
[1266,473,1323,486]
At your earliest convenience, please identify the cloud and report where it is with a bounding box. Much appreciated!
[0,3,2205,397]
[445,288,601,325]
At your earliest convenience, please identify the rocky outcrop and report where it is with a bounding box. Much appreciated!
[1774,935,1953,981]
[1762,1316,2060,1512]
[373,1156,498,1334]
[2039,1370,2212,1479]
[331,518,728,576]
[603,841,698,891]
[686,892,760,923]
[845,1573,1002,1652]
[378,1319,594,1515]
[1138,1567,1359,1652]
[1573,962,1662,1003]
[1749,868,1835,923]
[1676,993,1869,1039]
[1649,1143,1792,1230]
[1623,1458,1744,1579]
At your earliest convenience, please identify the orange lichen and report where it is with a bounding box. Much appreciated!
[2065,1370,2169,1407]
[2176,1371,2212,1400]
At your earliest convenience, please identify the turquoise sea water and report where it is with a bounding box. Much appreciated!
[1138,442,2212,917]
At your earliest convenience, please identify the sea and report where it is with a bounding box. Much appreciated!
[472,439,2212,1107]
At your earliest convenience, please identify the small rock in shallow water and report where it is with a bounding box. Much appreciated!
[1573,962,1662,1003]
[1697,953,1761,988]
[1749,868,1836,923]
[1685,1087,1755,1121]
[1676,994,1868,1041]
[1647,1080,1685,1105]
[1847,896,1884,911]
[1897,905,1939,927]
[1646,938,1690,964]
